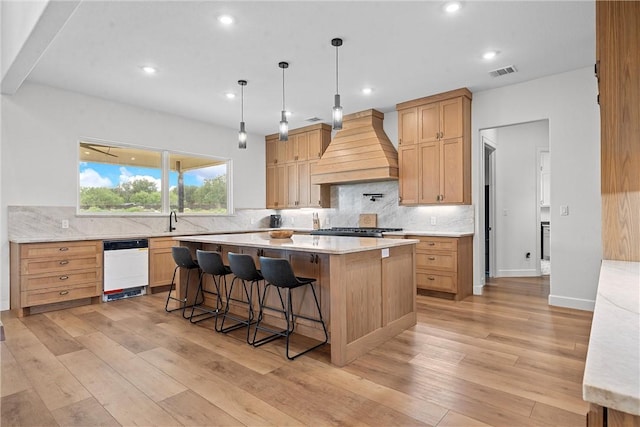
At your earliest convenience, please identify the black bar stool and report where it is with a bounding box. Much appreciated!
[218,252,262,342]
[253,256,328,360]
[189,250,231,325]
[165,246,200,318]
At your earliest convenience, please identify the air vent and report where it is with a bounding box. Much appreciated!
[489,65,517,77]
[305,116,323,122]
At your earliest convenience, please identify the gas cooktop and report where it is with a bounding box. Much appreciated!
[310,227,403,238]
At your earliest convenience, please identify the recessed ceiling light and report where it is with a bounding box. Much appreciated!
[483,51,498,60]
[362,87,374,95]
[141,66,157,74]
[225,92,236,99]
[218,15,234,25]
[444,1,462,13]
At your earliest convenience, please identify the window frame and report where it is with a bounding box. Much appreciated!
[77,138,233,216]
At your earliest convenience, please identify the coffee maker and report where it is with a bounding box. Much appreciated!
[269,214,282,228]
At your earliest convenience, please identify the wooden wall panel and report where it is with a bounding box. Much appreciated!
[597,0,640,261]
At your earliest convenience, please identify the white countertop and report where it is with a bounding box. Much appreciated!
[583,260,640,415]
[10,229,472,244]
[385,230,474,238]
[8,228,312,244]
[177,232,419,255]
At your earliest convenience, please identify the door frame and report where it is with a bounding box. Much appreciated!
[482,136,497,279]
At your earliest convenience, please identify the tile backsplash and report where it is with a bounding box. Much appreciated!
[8,181,474,240]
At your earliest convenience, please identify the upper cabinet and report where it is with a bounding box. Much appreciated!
[265,123,331,209]
[396,88,472,205]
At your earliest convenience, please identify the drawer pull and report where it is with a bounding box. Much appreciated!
[428,276,436,281]
[59,260,69,265]
[59,290,69,295]
[59,247,69,251]
[427,242,435,246]
[59,275,69,280]
[428,256,436,260]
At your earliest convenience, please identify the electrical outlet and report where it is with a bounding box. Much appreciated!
[430,216,437,225]
[250,218,255,225]
[560,205,569,216]
[61,219,69,229]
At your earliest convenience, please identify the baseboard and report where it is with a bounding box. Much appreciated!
[548,294,595,311]
[496,269,538,277]
[473,284,484,295]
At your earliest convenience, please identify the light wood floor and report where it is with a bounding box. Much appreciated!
[1,276,593,426]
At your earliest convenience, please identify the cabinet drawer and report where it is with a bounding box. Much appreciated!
[21,256,100,275]
[22,283,100,307]
[22,269,102,292]
[413,237,457,251]
[417,271,457,293]
[149,238,179,250]
[416,252,456,272]
[20,241,100,259]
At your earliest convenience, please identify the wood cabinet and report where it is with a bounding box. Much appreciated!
[397,88,472,205]
[409,235,472,301]
[148,237,178,288]
[265,123,331,209]
[10,240,103,316]
[597,0,640,262]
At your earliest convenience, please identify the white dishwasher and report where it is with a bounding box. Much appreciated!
[103,239,149,301]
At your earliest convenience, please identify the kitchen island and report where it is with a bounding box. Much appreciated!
[176,232,418,366]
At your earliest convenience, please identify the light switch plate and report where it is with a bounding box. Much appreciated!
[430,216,437,225]
[381,248,389,258]
[560,205,569,216]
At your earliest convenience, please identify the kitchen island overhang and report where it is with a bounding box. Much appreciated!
[175,233,418,366]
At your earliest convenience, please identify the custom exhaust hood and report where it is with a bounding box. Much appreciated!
[311,109,398,185]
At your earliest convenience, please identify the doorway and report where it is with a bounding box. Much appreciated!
[479,120,549,281]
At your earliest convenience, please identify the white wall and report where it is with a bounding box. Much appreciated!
[472,66,602,310]
[494,120,549,277]
[0,82,265,310]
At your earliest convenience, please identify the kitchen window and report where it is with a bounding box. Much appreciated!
[78,140,230,215]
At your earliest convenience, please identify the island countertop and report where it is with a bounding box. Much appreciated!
[583,260,640,416]
[175,232,419,255]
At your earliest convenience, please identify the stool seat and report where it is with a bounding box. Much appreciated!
[253,256,328,360]
[165,246,200,317]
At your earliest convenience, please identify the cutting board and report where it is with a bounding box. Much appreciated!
[359,213,377,228]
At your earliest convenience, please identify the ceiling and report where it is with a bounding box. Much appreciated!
[21,1,595,136]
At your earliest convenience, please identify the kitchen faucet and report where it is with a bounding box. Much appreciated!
[169,210,177,232]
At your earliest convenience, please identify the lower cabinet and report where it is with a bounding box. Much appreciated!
[148,237,179,288]
[10,240,103,317]
[409,235,473,301]
[587,403,640,427]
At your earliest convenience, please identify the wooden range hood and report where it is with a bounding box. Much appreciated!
[311,109,398,185]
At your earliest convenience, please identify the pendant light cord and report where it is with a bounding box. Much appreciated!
[282,66,286,111]
[241,84,244,122]
[335,45,339,94]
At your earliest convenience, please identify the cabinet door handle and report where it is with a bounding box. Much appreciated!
[428,242,435,246]
[436,195,441,201]
[59,275,69,280]
[310,253,315,263]
[428,257,436,260]
[399,138,402,145]
[59,260,69,265]
[59,247,69,252]
[315,254,319,264]
[427,276,435,281]
[59,290,69,295]
[274,159,278,164]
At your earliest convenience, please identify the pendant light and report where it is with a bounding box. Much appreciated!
[331,38,343,130]
[278,61,289,141]
[238,80,247,149]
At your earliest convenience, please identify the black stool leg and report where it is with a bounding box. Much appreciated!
[188,271,223,324]
[165,266,197,315]
[285,282,328,360]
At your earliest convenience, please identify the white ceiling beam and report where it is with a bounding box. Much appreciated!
[1,0,80,95]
